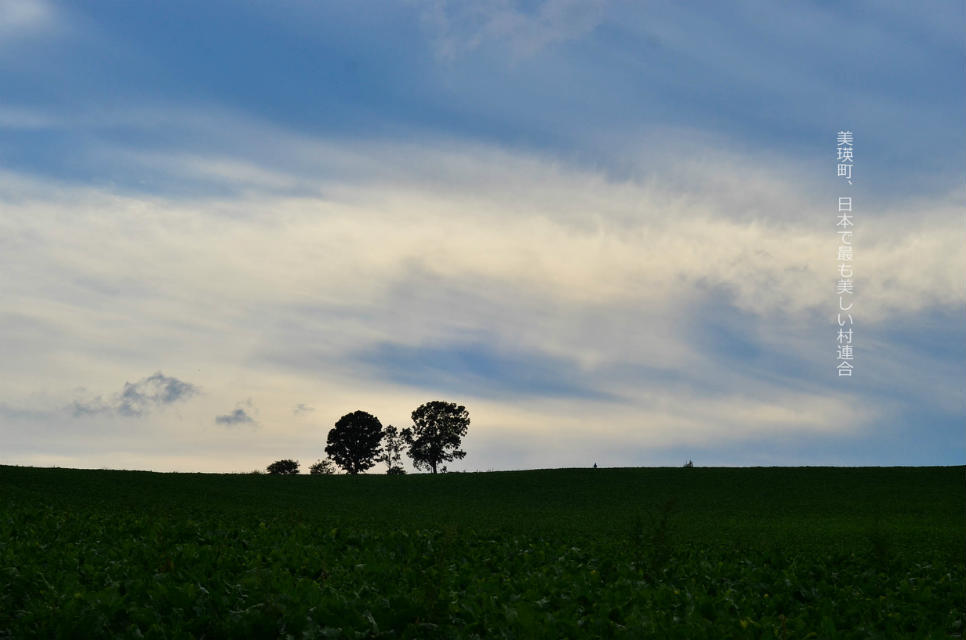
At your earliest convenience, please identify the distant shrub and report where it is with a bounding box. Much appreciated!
[267,459,300,475]
[683,459,694,468]
[309,459,336,475]
[387,466,406,475]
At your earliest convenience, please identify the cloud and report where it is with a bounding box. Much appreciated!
[293,403,314,416]
[215,399,258,427]
[0,107,60,130]
[70,372,198,418]
[116,372,198,417]
[356,340,618,401]
[69,397,111,418]
[20,123,951,324]
[214,408,255,426]
[413,0,607,59]
[0,0,57,40]
[0,402,55,422]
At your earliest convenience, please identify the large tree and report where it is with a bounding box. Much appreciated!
[325,410,383,474]
[403,401,469,474]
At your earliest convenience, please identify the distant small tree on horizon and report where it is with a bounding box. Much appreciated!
[325,410,384,474]
[267,459,300,475]
[403,400,469,474]
[379,424,407,474]
[309,458,336,475]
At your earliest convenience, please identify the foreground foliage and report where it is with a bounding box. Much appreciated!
[1,466,962,638]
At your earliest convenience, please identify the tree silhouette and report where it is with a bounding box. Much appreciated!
[309,458,336,475]
[403,400,469,474]
[267,459,299,475]
[379,424,407,474]
[325,410,383,474]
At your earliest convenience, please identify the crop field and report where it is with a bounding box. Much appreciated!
[0,465,963,638]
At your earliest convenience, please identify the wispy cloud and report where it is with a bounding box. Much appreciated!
[0,402,55,422]
[0,0,58,42]
[0,106,60,130]
[293,403,314,416]
[414,0,608,59]
[356,340,619,401]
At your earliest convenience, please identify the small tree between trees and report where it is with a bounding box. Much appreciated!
[379,424,407,474]
[325,410,384,474]
[309,458,336,475]
[403,400,470,474]
[267,459,300,475]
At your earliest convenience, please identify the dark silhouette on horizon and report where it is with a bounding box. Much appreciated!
[403,401,470,474]
[325,411,384,474]
[267,459,299,475]
[309,459,336,475]
[380,424,407,474]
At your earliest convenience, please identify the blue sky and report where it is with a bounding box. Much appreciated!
[0,0,963,472]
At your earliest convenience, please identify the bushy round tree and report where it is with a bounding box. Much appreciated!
[325,410,383,474]
[266,459,300,475]
[403,401,469,474]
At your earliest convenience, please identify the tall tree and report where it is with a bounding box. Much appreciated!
[403,401,469,474]
[379,424,407,474]
[325,410,383,474]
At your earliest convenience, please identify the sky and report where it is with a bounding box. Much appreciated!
[0,0,963,473]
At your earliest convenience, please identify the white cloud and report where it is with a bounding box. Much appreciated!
[413,0,608,59]
[0,106,59,130]
[0,0,59,46]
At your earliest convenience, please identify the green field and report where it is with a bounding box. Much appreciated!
[1,465,963,638]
